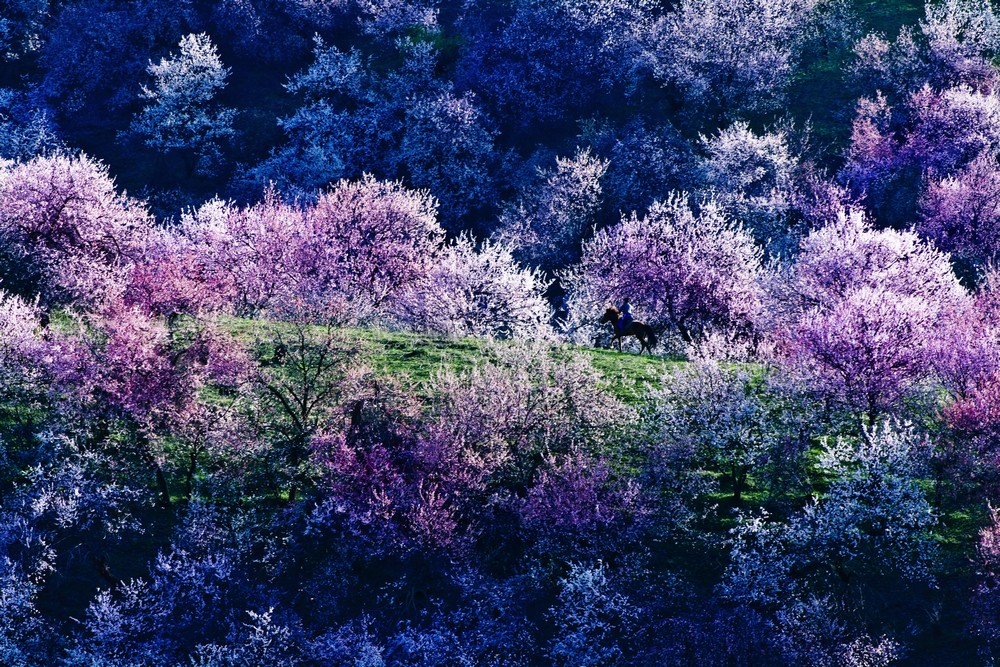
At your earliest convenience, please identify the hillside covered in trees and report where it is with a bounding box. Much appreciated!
[5,0,1000,664]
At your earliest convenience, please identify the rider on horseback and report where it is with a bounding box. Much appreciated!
[600,301,657,354]
[618,297,633,334]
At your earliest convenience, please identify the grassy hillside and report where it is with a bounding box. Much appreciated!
[221,317,685,405]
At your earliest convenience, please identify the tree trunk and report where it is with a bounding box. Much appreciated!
[134,428,171,508]
[676,320,693,344]
[185,449,198,500]
[155,464,171,509]
[732,466,747,506]
[92,553,118,590]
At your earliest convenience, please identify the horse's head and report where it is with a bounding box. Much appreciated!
[599,307,619,324]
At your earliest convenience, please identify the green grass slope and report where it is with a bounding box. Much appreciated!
[222,317,684,405]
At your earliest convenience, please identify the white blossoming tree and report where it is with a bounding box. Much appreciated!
[128,33,236,176]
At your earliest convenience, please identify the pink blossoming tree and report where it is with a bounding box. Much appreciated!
[563,192,764,345]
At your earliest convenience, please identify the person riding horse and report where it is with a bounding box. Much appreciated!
[600,301,657,354]
[618,298,633,334]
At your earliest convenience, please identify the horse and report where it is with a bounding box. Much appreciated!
[599,307,658,354]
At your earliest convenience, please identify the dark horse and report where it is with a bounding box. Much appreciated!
[599,307,658,354]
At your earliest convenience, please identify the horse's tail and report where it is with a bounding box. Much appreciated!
[645,325,658,350]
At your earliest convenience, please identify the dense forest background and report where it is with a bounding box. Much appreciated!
[7,0,1000,665]
[2,0,915,232]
